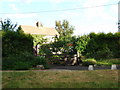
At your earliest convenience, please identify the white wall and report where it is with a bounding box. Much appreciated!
[43,35,55,43]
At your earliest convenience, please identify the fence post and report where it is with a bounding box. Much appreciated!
[71,54,77,65]
[111,65,117,70]
[88,65,94,70]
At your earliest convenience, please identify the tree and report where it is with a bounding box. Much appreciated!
[55,20,74,37]
[0,18,17,31]
[52,20,76,54]
[32,35,48,56]
[75,35,90,56]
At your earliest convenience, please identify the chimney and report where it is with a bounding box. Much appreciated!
[36,21,43,28]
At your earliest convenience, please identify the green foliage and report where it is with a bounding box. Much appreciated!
[33,56,49,69]
[75,35,90,55]
[94,46,113,59]
[32,34,47,46]
[31,34,49,56]
[39,44,52,55]
[86,32,120,59]
[96,62,112,66]
[2,30,33,57]
[82,58,97,66]
[51,55,62,64]
[14,61,32,70]
[97,58,120,66]
[2,53,48,70]
[0,18,17,31]
[51,20,77,54]
[55,20,74,36]
[76,32,120,59]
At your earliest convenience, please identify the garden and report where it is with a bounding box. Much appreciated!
[1,19,120,88]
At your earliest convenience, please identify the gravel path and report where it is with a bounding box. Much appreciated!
[48,64,120,70]
[2,65,120,72]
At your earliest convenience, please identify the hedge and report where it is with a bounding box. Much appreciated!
[2,30,50,70]
[2,53,48,70]
[2,30,34,57]
[76,32,120,59]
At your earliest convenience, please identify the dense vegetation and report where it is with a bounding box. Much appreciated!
[76,32,120,60]
[1,19,48,70]
[2,30,33,57]
[1,19,120,70]
[2,30,49,70]
[50,20,77,54]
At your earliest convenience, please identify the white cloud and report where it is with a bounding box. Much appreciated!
[110,5,118,14]
[84,0,109,19]
[84,7,116,21]
[60,11,80,18]
[8,0,34,4]
[5,13,37,18]
[83,0,117,24]
[74,24,118,36]
[24,0,82,3]
[48,0,65,4]
[9,0,16,2]
[23,0,33,4]
[9,4,19,11]
[84,0,110,7]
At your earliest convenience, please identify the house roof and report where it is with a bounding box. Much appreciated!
[20,25,59,36]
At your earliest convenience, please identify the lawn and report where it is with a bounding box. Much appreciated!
[2,70,119,88]
[96,58,120,66]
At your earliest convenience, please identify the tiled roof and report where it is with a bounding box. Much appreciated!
[20,25,59,36]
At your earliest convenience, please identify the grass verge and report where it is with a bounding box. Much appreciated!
[2,70,119,88]
[96,58,120,66]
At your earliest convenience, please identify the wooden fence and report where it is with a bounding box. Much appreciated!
[45,54,82,66]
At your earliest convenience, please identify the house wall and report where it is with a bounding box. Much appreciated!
[43,35,55,43]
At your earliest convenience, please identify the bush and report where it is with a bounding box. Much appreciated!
[96,62,112,66]
[95,47,113,59]
[2,30,33,57]
[2,53,49,70]
[32,56,49,69]
[76,32,120,59]
[14,61,32,70]
[86,45,113,59]
[75,35,90,55]
[82,58,97,66]
[96,58,120,66]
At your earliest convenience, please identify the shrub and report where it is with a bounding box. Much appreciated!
[2,53,49,70]
[2,56,17,70]
[82,58,97,66]
[14,61,32,70]
[2,30,33,57]
[86,45,113,60]
[96,62,112,66]
[32,56,49,69]
[95,47,113,59]
[96,58,120,66]
[75,35,90,55]
[76,32,120,59]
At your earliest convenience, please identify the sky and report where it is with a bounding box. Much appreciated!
[0,0,119,36]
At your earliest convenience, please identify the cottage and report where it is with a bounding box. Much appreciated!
[20,22,59,43]
[20,22,59,55]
